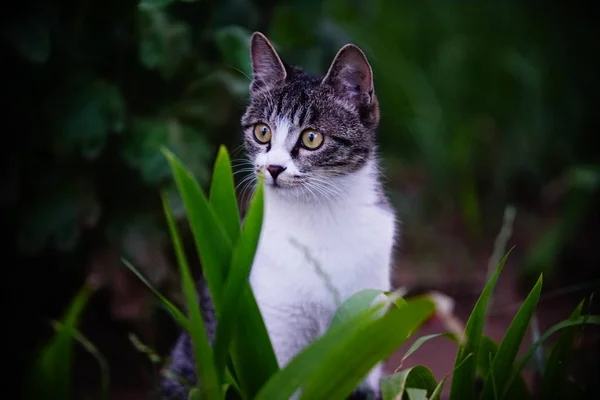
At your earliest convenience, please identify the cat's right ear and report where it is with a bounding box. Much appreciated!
[250,32,286,94]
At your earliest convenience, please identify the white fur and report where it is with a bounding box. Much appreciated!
[248,117,397,395]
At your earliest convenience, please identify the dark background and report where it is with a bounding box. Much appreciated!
[3,0,600,398]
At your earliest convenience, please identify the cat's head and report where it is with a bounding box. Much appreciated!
[241,32,380,200]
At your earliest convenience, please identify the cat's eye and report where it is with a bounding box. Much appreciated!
[300,129,324,150]
[253,123,272,144]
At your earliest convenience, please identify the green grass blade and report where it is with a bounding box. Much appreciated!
[162,192,221,399]
[122,258,190,332]
[430,377,447,400]
[165,146,277,396]
[402,333,458,363]
[52,321,110,400]
[224,367,242,397]
[29,284,94,400]
[488,353,498,400]
[504,315,600,397]
[449,249,512,400]
[406,388,428,400]
[229,287,279,397]
[213,182,264,378]
[188,388,201,400]
[480,274,543,400]
[476,336,530,399]
[209,145,241,244]
[539,300,584,400]
[329,289,389,330]
[381,365,438,400]
[476,336,496,379]
[163,147,231,313]
[255,295,435,400]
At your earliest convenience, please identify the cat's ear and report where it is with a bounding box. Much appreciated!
[250,32,286,93]
[322,44,374,105]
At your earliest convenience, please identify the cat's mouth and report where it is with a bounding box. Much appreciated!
[257,169,304,189]
[265,178,302,189]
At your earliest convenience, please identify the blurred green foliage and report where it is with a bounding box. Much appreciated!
[4,0,599,277]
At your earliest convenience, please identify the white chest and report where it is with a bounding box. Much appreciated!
[249,187,396,318]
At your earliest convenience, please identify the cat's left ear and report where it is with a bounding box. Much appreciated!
[322,44,374,105]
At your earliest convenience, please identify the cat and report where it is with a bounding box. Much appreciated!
[160,32,398,400]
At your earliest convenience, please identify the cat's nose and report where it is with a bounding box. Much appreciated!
[266,165,286,180]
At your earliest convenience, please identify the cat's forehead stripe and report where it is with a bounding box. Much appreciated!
[273,117,292,146]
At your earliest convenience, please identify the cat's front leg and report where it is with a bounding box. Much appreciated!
[259,302,317,368]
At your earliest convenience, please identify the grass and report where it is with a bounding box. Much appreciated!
[29,146,600,400]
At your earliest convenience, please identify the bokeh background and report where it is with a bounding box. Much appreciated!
[4,0,600,399]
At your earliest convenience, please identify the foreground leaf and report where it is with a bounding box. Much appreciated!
[163,147,231,312]
[381,365,438,400]
[227,287,279,397]
[480,274,542,400]
[255,295,435,400]
[209,145,241,245]
[52,321,110,400]
[122,258,190,332]
[329,289,389,330]
[213,183,264,379]
[406,388,428,400]
[162,193,221,399]
[505,315,600,397]
[29,284,94,400]
[449,250,512,400]
[430,377,447,400]
[540,300,584,400]
[402,333,458,363]
[164,148,277,396]
[476,336,530,399]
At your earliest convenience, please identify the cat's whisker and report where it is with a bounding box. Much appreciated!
[235,173,257,195]
[239,178,257,205]
[309,176,348,202]
[306,179,337,204]
[226,65,252,82]
[231,158,254,168]
[230,144,247,158]
[302,181,321,205]
[233,168,257,176]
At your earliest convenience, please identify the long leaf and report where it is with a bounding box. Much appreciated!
[504,315,600,396]
[163,147,231,313]
[402,333,458,363]
[229,288,279,397]
[52,321,110,400]
[209,145,241,245]
[162,192,221,399]
[449,250,512,400]
[213,182,264,379]
[122,258,190,332]
[539,300,584,400]
[254,295,435,400]
[165,148,277,396]
[406,388,428,400]
[430,377,447,400]
[480,274,543,400]
[29,284,94,400]
[329,289,390,330]
[476,336,530,400]
[381,365,438,400]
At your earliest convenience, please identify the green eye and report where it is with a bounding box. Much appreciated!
[300,129,324,149]
[254,123,272,143]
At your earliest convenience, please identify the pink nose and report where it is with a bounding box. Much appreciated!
[266,165,286,180]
